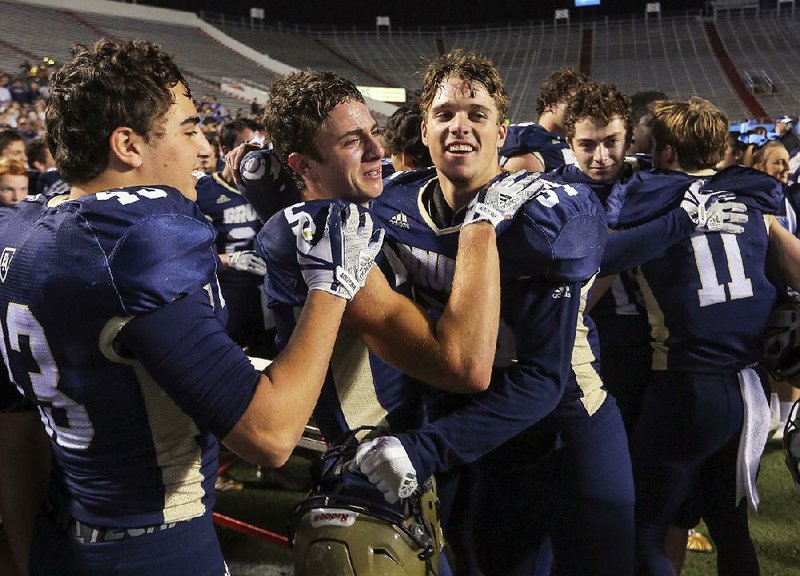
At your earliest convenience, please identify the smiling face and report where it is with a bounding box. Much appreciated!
[299,100,384,203]
[421,76,506,201]
[570,116,630,184]
[754,143,790,184]
[137,84,211,201]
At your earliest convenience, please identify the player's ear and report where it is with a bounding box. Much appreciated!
[420,120,428,147]
[108,127,143,169]
[287,151,312,179]
[496,120,508,149]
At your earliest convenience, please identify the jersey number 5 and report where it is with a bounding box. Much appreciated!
[0,303,95,449]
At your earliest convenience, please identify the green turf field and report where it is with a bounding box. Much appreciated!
[215,441,800,575]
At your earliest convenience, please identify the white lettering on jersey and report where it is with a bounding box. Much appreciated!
[223,204,259,225]
[395,243,456,293]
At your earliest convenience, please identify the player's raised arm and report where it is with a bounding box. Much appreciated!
[344,171,540,393]
[222,204,383,465]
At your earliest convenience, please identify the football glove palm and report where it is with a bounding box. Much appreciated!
[296,203,383,300]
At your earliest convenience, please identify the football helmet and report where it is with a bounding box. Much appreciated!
[784,400,800,497]
[761,300,800,382]
[289,428,444,576]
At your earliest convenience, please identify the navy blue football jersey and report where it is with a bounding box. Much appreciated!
[196,171,264,289]
[607,167,783,371]
[372,168,609,481]
[0,186,256,528]
[255,200,426,445]
[238,147,301,223]
[499,122,576,172]
[0,193,65,412]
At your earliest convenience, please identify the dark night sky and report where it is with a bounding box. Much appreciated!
[142,0,703,26]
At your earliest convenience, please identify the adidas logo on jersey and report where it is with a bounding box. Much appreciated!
[216,195,231,204]
[552,285,571,299]
[389,212,410,229]
[0,247,16,282]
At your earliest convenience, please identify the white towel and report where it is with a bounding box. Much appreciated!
[736,367,771,511]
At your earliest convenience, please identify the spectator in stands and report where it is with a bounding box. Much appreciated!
[775,115,800,153]
[499,66,588,172]
[629,90,668,155]
[0,157,28,206]
[0,74,11,106]
[382,101,432,171]
[0,130,27,165]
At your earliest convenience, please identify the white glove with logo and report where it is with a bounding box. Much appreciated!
[349,436,418,503]
[296,203,384,300]
[463,170,543,231]
[680,182,749,234]
[227,250,267,276]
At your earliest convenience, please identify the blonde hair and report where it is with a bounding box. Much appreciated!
[749,140,787,170]
[0,157,27,177]
[650,97,728,171]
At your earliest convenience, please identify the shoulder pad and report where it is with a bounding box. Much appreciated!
[68,186,218,315]
[499,178,607,282]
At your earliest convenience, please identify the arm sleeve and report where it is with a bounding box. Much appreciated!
[117,288,260,439]
[600,207,695,275]
[394,279,580,482]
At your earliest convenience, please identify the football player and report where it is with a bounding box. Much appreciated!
[250,68,521,576]
[353,50,634,576]
[499,67,588,173]
[607,97,785,576]
[0,39,381,576]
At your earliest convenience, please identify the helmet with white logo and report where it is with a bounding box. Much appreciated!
[761,300,800,382]
[289,429,443,576]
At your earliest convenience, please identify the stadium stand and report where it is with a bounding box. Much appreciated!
[714,13,800,118]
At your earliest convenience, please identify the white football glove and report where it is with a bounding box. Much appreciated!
[296,203,384,300]
[349,436,418,503]
[463,170,543,231]
[227,250,267,276]
[680,181,749,234]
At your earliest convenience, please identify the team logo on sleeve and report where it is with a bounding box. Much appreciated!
[0,247,16,282]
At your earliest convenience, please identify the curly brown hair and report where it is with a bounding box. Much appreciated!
[650,97,728,171]
[418,49,509,124]
[564,82,632,141]
[536,67,589,116]
[46,38,187,185]
[262,70,365,188]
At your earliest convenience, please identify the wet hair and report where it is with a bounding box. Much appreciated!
[419,49,509,124]
[46,38,187,184]
[263,70,365,189]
